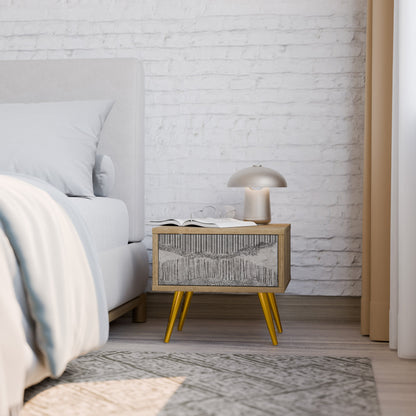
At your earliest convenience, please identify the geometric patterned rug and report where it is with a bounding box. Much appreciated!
[23,352,380,416]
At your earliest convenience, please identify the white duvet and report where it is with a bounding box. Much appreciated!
[0,175,108,415]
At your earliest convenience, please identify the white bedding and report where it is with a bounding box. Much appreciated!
[0,175,109,414]
[68,196,149,311]
[0,58,146,242]
[0,58,148,415]
[68,197,129,252]
[0,100,113,197]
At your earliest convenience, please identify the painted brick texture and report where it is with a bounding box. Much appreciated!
[0,0,367,295]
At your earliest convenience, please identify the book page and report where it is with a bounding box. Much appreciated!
[151,218,257,228]
[150,219,184,226]
[188,218,257,228]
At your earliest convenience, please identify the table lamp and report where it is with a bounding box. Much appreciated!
[227,165,287,224]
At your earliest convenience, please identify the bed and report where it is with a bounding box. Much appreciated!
[0,58,148,414]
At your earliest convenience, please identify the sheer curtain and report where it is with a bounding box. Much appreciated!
[390,0,416,359]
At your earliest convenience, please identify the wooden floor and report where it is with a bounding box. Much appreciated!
[106,294,416,416]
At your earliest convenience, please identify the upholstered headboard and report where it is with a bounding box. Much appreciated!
[0,58,144,242]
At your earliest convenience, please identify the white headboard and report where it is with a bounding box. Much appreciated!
[0,58,145,242]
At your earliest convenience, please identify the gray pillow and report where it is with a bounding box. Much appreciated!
[93,154,115,197]
[0,100,113,197]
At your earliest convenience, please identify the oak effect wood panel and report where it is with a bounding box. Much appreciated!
[108,294,146,323]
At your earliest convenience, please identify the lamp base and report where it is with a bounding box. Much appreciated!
[243,188,271,224]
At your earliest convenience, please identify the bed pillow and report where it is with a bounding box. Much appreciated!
[0,100,113,197]
[93,154,115,197]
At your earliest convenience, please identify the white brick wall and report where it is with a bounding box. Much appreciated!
[0,0,367,295]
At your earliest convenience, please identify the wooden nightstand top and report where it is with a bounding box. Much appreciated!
[152,223,290,235]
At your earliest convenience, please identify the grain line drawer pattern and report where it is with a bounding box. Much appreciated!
[158,233,279,287]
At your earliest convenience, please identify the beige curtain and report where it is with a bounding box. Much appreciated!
[361,0,394,341]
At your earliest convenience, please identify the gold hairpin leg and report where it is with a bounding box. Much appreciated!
[258,292,278,345]
[164,291,184,343]
[178,292,193,331]
[267,292,283,333]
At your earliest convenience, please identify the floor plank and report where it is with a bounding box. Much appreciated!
[146,293,361,322]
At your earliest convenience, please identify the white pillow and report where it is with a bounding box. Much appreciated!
[0,100,113,197]
[93,154,115,197]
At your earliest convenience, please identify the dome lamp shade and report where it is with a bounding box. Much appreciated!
[227,165,287,224]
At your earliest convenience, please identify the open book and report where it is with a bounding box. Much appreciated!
[150,217,257,228]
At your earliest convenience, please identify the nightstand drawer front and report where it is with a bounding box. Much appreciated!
[158,233,278,287]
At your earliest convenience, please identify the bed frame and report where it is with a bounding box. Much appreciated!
[109,293,147,322]
[0,59,148,321]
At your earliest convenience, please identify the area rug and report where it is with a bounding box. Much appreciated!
[23,352,380,416]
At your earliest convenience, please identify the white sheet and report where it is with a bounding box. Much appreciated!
[68,197,129,252]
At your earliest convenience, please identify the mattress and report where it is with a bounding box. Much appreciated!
[68,197,129,252]
[98,242,148,310]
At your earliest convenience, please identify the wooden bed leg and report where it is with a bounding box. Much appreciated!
[132,293,147,323]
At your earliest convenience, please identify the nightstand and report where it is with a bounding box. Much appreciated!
[152,224,291,345]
